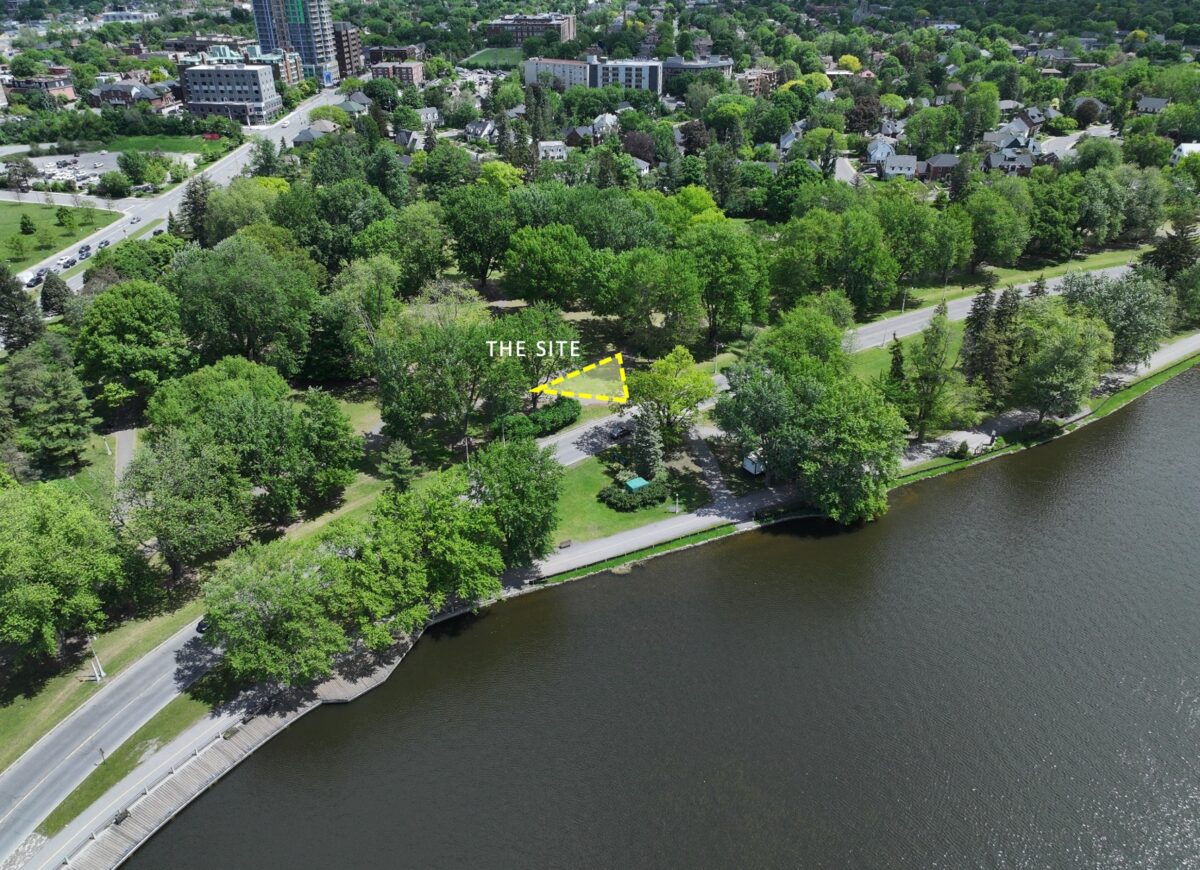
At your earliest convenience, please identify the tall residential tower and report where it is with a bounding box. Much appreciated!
[252,0,339,85]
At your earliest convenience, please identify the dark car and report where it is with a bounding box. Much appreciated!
[79,250,91,260]
[25,275,42,288]
[62,257,77,267]
[97,239,110,249]
[35,267,48,276]
[152,228,164,236]
[197,618,210,634]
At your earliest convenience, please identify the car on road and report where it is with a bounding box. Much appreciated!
[79,250,91,260]
[25,274,42,287]
[62,257,77,267]
[281,119,290,127]
[130,216,141,224]
[79,243,90,252]
[36,266,48,276]
[197,618,210,634]
[100,149,108,155]
[97,239,110,249]
[93,162,102,168]
[152,228,164,236]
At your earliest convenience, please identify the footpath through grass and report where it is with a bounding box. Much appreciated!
[36,694,211,837]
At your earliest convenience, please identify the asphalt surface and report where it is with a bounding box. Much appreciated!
[20,87,345,293]
[0,88,344,864]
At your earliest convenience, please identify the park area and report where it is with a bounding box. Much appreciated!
[461,47,524,69]
[0,201,119,271]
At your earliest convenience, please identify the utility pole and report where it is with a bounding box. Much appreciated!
[88,635,106,682]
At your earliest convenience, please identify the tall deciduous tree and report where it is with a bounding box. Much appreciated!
[468,439,564,567]
[627,346,716,445]
[74,280,192,411]
[0,483,125,659]
[1010,300,1113,421]
[120,430,252,581]
[441,184,515,286]
[681,220,767,342]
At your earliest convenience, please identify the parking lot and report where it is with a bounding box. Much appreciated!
[25,150,199,192]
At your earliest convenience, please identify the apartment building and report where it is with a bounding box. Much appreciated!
[332,22,363,79]
[183,64,282,125]
[370,61,424,86]
[524,55,662,93]
[251,0,338,84]
[487,12,576,43]
[663,54,733,84]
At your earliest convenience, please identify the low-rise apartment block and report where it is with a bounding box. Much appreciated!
[183,64,282,125]
[488,13,575,44]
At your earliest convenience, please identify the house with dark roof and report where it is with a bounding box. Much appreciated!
[984,148,1034,175]
[882,153,917,180]
[1137,96,1169,115]
[564,125,595,147]
[922,153,960,181]
[395,128,428,152]
[87,79,178,113]
[416,107,441,129]
[1071,96,1109,119]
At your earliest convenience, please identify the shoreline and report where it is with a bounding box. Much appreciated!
[26,349,1200,870]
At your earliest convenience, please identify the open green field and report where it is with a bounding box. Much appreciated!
[0,598,205,776]
[105,135,222,155]
[462,47,524,68]
[0,202,120,271]
[849,319,966,382]
[36,693,211,836]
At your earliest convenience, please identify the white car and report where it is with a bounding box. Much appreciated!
[281,119,290,127]
[130,216,141,224]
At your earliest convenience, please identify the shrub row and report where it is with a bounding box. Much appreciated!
[493,396,581,439]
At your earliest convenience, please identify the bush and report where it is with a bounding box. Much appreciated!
[948,440,971,459]
[598,477,669,511]
[492,396,581,439]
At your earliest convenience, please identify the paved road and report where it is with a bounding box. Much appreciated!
[18,88,344,293]
[848,264,1135,351]
[0,620,213,863]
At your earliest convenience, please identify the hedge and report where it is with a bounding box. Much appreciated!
[493,396,581,439]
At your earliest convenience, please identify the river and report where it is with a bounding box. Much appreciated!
[129,371,1200,869]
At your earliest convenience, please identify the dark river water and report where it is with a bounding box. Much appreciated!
[130,371,1200,869]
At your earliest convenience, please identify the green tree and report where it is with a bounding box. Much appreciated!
[469,439,564,567]
[966,188,1030,269]
[599,247,704,353]
[6,234,28,262]
[39,271,69,316]
[202,539,349,685]
[494,303,581,403]
[351,202,450,296]
[18,213,34,235]
[377,440,417,491]
[960,81,1001,146]
[1060,271,1172,366]
[0,483,125,659]
[501,223,594,307]
[179,175,215,247]
[117,150,149,184]
[1010,300,1113,421]
[838,209,900,316]
[20,367,96,471]
[120,430,252,581]
[627,346,716,445]
[441,185,514,285]
[681,220,767,342]
[907,302,963,439]
[97,171,131,199]
[169,235,319,376]
[631,413,667,480]
[295,389,362,507]
[74,280,192,411]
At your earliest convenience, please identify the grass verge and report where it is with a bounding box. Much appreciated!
[544,523,737,584]
[0,598,204,776]
[0,202,120,272]
[35,694,211,837]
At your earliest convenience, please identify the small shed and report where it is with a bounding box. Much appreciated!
[625,476,650,492]
[742,453,765,475]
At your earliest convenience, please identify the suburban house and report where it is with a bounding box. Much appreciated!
[922,152,959,181]
[778,119,806,155]
[1171,143,1200,166]
[865,137,895,166]
[1136,95,1170,115]
[1071,96,1109,119]
[464,118,497,144]
[592,112,619,138]
[881,153,917,180]
[564,125,595,148]
[395,128,428,152]
[87,80,178,113]
[416,106,441,129]
[984,148,1034,175]
[538,140,568,161]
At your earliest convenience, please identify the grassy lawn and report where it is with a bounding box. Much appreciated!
[553,453,710,545]
[36,693,211,837]
[462,47,524,68]
[905,245,1150,308]
[545,523,736,583]
[849,319,966,382]
[546,359,625,401]
[0,202,120,271]
[105,135,214,154]
[0,598,205,776]
[51,431,117,511]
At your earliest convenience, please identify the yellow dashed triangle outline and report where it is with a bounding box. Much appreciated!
[530,353,628,404]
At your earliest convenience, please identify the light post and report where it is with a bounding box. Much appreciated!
[88,635,106,682]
